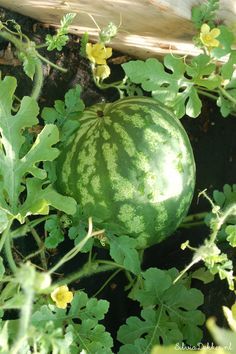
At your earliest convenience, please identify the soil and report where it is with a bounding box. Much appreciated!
[1,5,236,352]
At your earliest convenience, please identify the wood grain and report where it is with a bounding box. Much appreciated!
[0,0,234,58]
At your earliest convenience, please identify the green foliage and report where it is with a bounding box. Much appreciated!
[0,257,5,281]
[205,184,236,241]
[42,84,85,142]
[108,234,141,275]
[0,13,75,84]
[225,225,236,247]
[45,13,76,51]
[99,22,118,44]
[68,224,94,252]
[0,210,9,234]
[195,241,234,290]
[208,315,236,353]
[179,186,236,291]
[191,0,220,29]
[191,267,215,284]
[44,215,65,249]
[122,55,215,118]
[118,268,205,353]
[18,49,39,80]
[28,323,74,354]
[0,20,40,81]
[32,291,113,353]
[120,2,236,119]
[212,184,236,209]
[0,76,76,222]
[0,262,113,353]
[67,207,95,252]
[212,25,235,58]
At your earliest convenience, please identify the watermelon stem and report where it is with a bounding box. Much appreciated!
[96,259,127,270]
[4,223,18,274]
[53,262,123,288]
[182,212,208,223]
[0,30,44,101]
[219,86,236,107]
[180,212,208,228]
[10,216,49,239]
[48,217,105,274]
[173,257,201,284]
[92,268,122,297]
[180,221,205,228]
[197,88,218,101]
[0,218,19,274]
[25,217,47,270]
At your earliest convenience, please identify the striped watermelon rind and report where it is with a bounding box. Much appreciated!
[56,96,196,248]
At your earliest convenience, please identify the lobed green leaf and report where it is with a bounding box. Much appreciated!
[122,56,203,118]
[109,234,141,275]
[118,267,205,351]
[44,215,65,249]
[0,76,76,220]
[225,225,236,247]
[32,291,113,353]
[42,84,84,142]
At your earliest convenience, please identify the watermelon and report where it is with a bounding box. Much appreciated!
[56,96,195,248]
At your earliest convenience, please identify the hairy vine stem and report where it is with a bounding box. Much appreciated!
[0,29,67,101]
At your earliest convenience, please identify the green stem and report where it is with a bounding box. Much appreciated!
[54,262,118,287]
[96,80,126,90]
[124,270,136,291]
[125,270,134,284]
[36,52,67,72]
[49,232,93,274]
[0,219,13,252]
[31,58,44,101]
[173,256,201,284]
[35,43,48,49]
[24,248,44,261]
[10,286,34,354]
[26,217,47,270]
[179,221,205,228]
[92,269,121,297]
[197,88,218,101]
[96,259,126,270]
[49,218,104,275]
[10,216,49,239]
[0,30,24,51]
[219,86,236,106]
[93,70,127,98]
[0,30,44,101]
[88,247,93,266]
[179,212,208,228]
[210,204,236,244]
[182,212,208,223]
[3,25,29,43]
[4,234,17,274]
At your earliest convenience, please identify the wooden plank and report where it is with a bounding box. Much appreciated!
[0,0,235,58]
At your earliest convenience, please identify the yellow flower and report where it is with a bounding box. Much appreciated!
[50,285,73,309]
[94,64,111,80]
[200,23,220,48]
[86,43,112,65]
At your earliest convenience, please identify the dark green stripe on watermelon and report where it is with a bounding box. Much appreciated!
[56,96,195,248]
